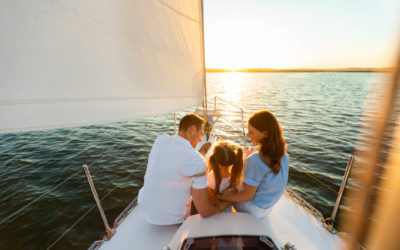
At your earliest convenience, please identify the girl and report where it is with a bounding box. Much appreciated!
[207,141,244,211]
[220,110,289,217]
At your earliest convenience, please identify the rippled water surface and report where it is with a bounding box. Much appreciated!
[0,72,388,249]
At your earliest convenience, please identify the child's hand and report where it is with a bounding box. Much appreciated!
[218,193,229,201]
[245,146,254,158]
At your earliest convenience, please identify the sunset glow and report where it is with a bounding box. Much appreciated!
[204,0,400,70]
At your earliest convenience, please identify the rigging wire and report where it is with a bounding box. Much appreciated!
[0,169,82,226]
[86,145,124,169]
[0,160,40,179]
[214,119,340,196]
[293,164,339,194]
[0,144,125,227]
[212,117,339,195]
[219,116,243,132]
[213,126,340,195]
[0,168,16,179]
[46,204,97,250]
[0,144,126,202]
[46,159,148,250]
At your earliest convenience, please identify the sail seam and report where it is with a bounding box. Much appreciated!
[157,0,200,24]
[0,96,195,105]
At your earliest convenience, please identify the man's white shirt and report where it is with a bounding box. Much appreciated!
[138,134,207,225]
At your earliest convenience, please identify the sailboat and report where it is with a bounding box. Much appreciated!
[1,0,399,249]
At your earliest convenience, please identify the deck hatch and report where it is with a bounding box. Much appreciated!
[180,235,278,250]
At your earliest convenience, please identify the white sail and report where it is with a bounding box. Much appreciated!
[0,0,204,134]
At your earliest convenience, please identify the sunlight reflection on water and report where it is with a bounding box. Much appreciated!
[219,72,246,104]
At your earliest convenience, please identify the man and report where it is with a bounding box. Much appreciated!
[138,113,229,225]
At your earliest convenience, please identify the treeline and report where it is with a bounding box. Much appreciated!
[206,68,393,73]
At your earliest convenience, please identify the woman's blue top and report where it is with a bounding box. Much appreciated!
[244,152,289,209]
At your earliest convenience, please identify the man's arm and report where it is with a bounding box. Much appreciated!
[191,188,231,217]
[220,183,257,202]
[208,187,215,201]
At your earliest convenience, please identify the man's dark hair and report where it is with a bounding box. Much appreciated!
[179,113,205,131]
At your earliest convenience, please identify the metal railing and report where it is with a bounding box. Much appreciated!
[213,96,247,148]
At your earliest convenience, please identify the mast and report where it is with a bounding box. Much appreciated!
[200,0,208,118]
[342,42,400,249]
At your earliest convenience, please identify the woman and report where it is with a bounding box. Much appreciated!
[220,110,289,217]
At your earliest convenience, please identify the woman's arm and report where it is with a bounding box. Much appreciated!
[219,183,257,202]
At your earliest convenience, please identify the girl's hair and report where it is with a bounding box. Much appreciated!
[248,110,286,174]
[207,141,243,201]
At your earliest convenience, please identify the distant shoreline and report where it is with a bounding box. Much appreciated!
[206,68,393,73]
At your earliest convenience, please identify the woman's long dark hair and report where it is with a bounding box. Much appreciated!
[207,141,243,201]
[249,110,286,174]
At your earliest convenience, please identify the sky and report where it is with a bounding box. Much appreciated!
[203,0,400,69]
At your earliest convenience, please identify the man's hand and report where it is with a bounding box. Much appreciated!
[215,200,232,212]
[218,193,230,201]
[192,188,223,217]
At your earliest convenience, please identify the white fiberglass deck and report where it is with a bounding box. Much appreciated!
[97,190,344,250]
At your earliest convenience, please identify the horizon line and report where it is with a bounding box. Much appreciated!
[206,67,394,73]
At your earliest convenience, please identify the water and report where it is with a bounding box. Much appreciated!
[0,72,388,249]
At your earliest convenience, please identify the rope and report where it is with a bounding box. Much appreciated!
[46,159,148,250]
[285,191,326,222]
[284,190,341,234]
